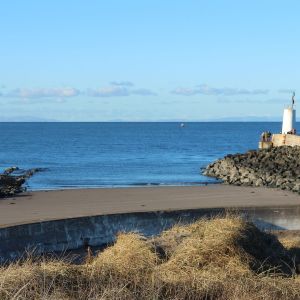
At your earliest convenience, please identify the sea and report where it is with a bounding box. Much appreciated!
[0,122,289,191]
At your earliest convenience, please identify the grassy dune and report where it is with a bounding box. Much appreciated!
[2,215,300,299]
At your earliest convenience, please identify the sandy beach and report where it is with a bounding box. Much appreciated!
[0,184,299,228]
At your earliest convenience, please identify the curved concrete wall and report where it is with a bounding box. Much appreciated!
[1,206,300,263]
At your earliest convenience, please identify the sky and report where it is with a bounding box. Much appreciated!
[1,1,300,121]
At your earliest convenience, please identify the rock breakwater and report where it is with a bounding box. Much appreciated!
[203,146,300,193]
[0,167,43,198]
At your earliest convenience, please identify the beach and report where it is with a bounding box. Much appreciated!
[1,184,299,228]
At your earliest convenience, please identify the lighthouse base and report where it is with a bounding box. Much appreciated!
[259,134,300,149]
[258,141,273,150]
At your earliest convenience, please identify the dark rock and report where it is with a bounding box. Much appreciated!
[3,166,19,175]
[0,167,43,198]
[203,146,300,194]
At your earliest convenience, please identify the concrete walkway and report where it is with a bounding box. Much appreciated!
[0,185,300,228]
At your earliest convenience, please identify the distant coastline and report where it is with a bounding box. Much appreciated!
[0,118,291,122]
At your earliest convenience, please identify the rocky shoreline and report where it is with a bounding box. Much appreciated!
[203,146,300,194]
[0,167,42,198]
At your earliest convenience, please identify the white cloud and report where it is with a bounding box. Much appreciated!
[87,86,130,97]
[110,81,134,87]
[171,84,269,96]
[87,86,157,97]
[171,88,200,96]
[5,87,80,98]
[0,83,158,100]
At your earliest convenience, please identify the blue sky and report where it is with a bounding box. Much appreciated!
[1,1,300,121]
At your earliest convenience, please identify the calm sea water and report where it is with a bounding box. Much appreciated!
[0,122,287,190]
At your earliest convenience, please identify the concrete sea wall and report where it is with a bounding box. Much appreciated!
[1,206,300,263]
[272,134,300,147]
[259,134,300,149]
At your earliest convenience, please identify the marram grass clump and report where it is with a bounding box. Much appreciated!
[1,215,300,299]
[154,216,296,299]
[90,232,159,297]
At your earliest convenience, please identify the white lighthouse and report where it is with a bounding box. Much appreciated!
[259,92,300,149]
[282,92,296,134]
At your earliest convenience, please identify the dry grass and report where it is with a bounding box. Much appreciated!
[1,215,300,299]
[154,216,298,299]
[278,234,300,250]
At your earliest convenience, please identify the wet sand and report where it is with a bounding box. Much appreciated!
[0,185,300,228]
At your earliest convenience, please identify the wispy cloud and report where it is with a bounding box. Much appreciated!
[171,84,269,96]
[0,82,157,100]
[5,87,80,98]
[171,88,200,96]
[110,81,134,87]
[87,86,130,97]
[87,86,157,97]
